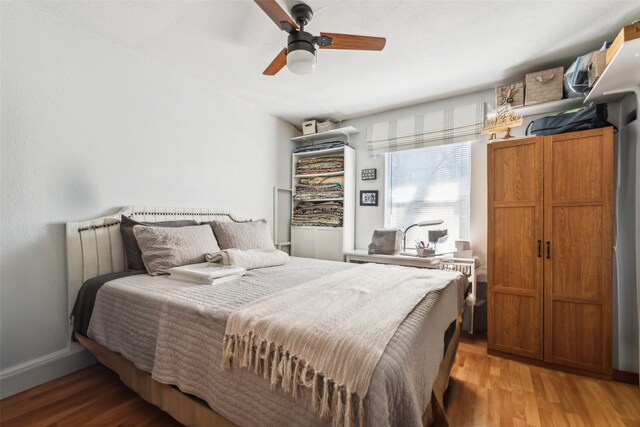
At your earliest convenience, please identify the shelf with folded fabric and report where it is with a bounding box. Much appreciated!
[293,151,345,177]
[291,146,355,261]
[293,171,344,178]
[291,226,344,229]
[291,200,344,228]
[292,146,348,157]
[292,198,345,203]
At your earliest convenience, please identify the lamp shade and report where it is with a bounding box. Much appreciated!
[287,49,316,75]
[415,219,444,227]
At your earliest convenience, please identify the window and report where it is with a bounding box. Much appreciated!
[385,142,471,253]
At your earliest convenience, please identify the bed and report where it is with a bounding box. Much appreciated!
[67,207,465,427]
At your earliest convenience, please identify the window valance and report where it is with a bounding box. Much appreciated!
[366,102,485,155]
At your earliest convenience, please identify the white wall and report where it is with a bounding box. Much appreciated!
[0,2,295,394]
[613,93,639,374]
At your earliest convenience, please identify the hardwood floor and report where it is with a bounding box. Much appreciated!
[447,334,640,426]
[0,364,181,427]
[2,335,639,426]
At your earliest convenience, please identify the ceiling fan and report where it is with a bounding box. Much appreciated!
[255,0,386,76]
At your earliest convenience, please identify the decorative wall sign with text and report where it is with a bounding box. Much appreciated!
[361,168,377,181]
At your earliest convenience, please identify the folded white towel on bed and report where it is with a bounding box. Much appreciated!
[205,249,289,270]
[168,262,246,285]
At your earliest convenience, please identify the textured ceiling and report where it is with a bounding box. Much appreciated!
[27,1,640,125]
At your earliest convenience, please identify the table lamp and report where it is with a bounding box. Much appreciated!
[402,219,444,252]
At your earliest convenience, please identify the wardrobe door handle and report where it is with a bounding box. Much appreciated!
[546,241,551,259]
[537,240,542,257]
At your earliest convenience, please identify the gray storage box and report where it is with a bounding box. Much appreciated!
[316,120,337,133]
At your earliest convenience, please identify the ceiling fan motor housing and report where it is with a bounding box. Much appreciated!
[291,3,313,27]
[287,30,316,56]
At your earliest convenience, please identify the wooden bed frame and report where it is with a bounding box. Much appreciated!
[67,207,461,427]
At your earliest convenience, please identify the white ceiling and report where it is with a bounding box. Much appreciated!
[27,1,640,125]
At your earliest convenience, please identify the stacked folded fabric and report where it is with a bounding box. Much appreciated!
[291,201,343,227]
[293,176,344,201]
[294,141,348,154]
[295,155,344,175]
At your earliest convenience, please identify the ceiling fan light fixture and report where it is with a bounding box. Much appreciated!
[287,48,316,75]
[255,0,386,76]
[286,29,317,75]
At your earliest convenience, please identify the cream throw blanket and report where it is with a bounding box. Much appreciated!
[205,249,289,270]
[222,262,456,427]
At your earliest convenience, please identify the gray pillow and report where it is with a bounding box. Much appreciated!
[133,224,221,275]
[120,215,198,271]
[210,219,275,250]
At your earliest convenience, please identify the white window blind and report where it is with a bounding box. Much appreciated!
[385,142,471,253]
[366,103,484,155]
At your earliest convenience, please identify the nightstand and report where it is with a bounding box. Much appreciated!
[343,249,442,269]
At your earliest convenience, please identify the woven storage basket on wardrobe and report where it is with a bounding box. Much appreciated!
[524,66,563,105]
[495,81,525,108]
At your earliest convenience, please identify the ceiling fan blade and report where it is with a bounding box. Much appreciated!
[254,0,298,32]
[263,48,287,75]
[319,32,386,51]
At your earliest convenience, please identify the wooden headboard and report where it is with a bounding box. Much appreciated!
[66,206,244,317]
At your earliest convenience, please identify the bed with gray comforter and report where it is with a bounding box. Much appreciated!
[73,257,464,427]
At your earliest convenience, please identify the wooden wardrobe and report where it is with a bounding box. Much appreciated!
[487,127,613,376]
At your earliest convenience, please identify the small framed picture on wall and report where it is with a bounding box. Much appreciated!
[360,190,379,206]
[361,168,377,181]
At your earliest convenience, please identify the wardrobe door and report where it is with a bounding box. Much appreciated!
[488,137,544,359]
[543,128,613,374]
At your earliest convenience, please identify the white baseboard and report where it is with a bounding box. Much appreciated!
[0,342,97,399]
